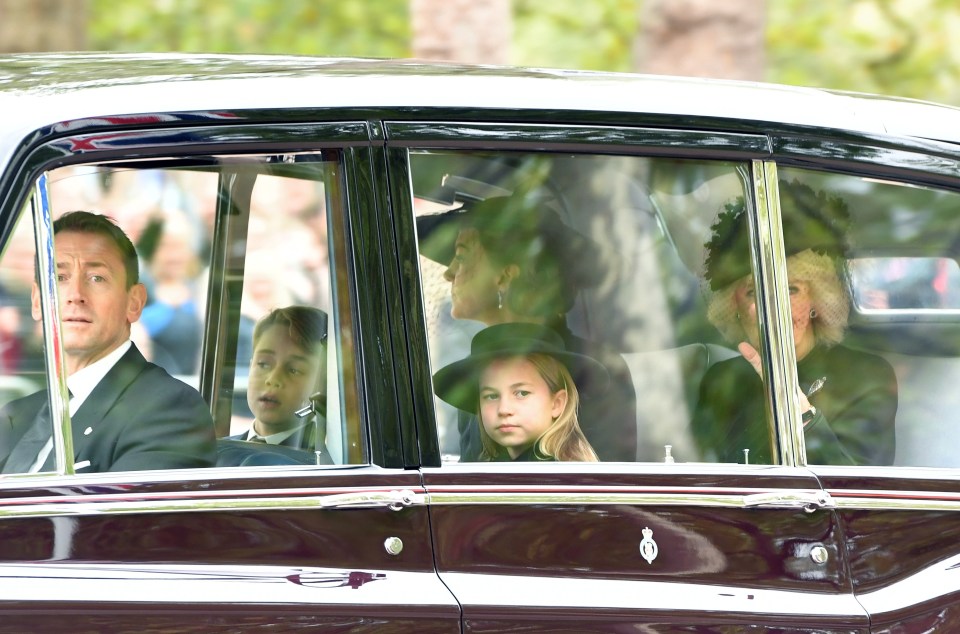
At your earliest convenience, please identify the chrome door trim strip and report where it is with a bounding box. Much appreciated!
[829,489,960,512]
[426,486,832,510]
[0,486,428,520]
[0,484,825,518]
[5,482,960,518]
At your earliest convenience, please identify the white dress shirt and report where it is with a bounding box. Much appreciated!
[31,340,133,472]
[244,421,310,446]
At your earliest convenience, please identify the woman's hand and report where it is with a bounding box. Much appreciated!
[738,341,762,375]
[738,341,813,412]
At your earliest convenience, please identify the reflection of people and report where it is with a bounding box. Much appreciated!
[418,195,637,462]
[692,180,898,465]
[0,211,216,474]
[434,323,605,462]
[230,306,330,458]
[138,212,204,375]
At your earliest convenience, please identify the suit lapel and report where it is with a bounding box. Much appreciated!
[71,345,148,457]
[2,400,53,473]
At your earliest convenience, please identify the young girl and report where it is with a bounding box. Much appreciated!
[239,305,328,452]
[433,323,606,462]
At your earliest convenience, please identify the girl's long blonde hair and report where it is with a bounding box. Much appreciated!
[478,352,599,462]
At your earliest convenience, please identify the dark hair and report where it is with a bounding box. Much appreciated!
[419,196,604,321]
[53,211,140,288]
[252,305,328,354]
[474,210,574,319]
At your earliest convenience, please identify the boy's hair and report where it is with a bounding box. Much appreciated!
[252,305,328,354]
[478,352,598,462]
[52,211,140,288]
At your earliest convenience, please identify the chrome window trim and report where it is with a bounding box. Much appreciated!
[751,160,807,467]
[385,121,771,156]
[773,135,960,185]
[30,173,74,476]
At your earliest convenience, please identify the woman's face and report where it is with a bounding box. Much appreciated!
[478,356,567,459]
[247,324,324,436]
[443,228,502,323]
[734,276,818,360]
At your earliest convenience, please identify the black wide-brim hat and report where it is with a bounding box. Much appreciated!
[703,178,852,291]
[433,322,610,413]
[415,195,605,290]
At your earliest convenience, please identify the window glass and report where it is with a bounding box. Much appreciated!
[0,205,54,473]
[232,169,348,464]
[410,150,762,464]
[778,166,960,467]
[850,256,960,310]
[1,153,363,475]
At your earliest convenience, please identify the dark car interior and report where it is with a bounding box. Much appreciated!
[5,145,960,471]
[411,150,960,468]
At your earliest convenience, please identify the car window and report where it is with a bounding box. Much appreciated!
[409,150,772,464]
[778,166,960,467]
[1,153,365,475]
[0,203,55,468]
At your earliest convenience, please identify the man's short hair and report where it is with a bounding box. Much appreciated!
[53,211,140,288]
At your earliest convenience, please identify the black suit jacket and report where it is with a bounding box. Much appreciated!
[691,343,898,465]
[1,343,216,473]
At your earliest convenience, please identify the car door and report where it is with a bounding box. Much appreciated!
[0,117,458,631]
[385,121,869,632]
[769,135,960,632]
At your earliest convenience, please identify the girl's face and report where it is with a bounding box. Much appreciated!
[443,228,502,324]
[247,324,323,436]
[734,276,817,360]
[478,356,567,459]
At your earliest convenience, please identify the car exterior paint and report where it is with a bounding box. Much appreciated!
[1,53,960,632]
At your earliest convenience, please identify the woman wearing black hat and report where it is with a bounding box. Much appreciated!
[692,179,898,465]
[418,195,638,462]
[434,323,606,461]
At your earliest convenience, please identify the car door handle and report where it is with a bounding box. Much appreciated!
[742,490,835,513]
[318,489,425,511]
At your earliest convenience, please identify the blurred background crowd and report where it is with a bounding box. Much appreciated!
[0,165,331,386]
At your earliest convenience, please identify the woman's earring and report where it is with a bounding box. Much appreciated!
[735,312,741,321]
[810,308,817,318]
[497,289,503,310]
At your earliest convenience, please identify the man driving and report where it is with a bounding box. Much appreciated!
[0,211,216,474]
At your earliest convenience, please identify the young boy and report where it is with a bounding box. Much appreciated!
[235,306,328,454]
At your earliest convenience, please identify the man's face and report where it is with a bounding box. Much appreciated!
[32,230,146,374]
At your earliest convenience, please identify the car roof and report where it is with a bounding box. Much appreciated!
[1,52,959,153]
